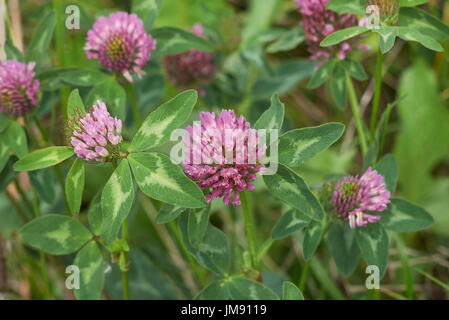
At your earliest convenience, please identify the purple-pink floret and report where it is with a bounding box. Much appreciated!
[164,24,216,95]
[332,167,391,229]
[294,0,369,68]
[183,110,266,206]
[70,100,122,162]
[84,11,156,81]
[0,60,39,117]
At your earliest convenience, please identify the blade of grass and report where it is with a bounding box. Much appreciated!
[309,257,345,300]
[394,234,414,299]
[413,267,449,292]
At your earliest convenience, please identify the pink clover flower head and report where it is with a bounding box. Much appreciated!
[0,60,39,117]
[164,24,216,95]
[294,0,368,68]
[183,110,266,206]
[69,100,122,162]
[331,167,391,229]
[84,11,157,82]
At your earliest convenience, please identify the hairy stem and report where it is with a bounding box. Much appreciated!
[240,192,258,270]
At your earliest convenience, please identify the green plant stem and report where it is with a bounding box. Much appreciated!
[13,179,34,214]
[346,73,368,155]
[121,217,130,300]
[240,192,258,270]
[125,81,142,129]
[32,188,51,299]
[53,165,70,214]
[370,46,383,142]
[3,0,14,45]
[168,221,206,286]
[5,191,29,223]
[32,114,49,142]
[299,260,310,292]
[53,0,68,117]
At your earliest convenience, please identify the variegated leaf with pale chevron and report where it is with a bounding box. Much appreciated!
[101,159,135,244]
[19,214,92,255]
[128,152,206,208]
[13,146,74,171]
[128,90,198,152]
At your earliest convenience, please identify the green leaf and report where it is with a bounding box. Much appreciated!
[327,0,365,15]
[152,27,212,55]
[74,241,104,300]
[374,154,398,193]
[381,198,434,232]
[129,152,206,208]
[303,219,324,260]
[394,61,449,202]
[188,206,210,248]
[13,147,74,171]
[0,115,11,134]
[20,214,92,255]
[29,168,57,204]
[330,63,347,110]
[86,78,126,121]
[327,222,360,276]
[225,277,279,300]
[128,90,198,152]
[399,0,428,6]
[254,94,284,132]
[278,123,345,167]
[399,7,449,42]
[195,280,230,300]
[272,209,311,239]
[307,59,336,89]
[155,204,187,224]
[196,277,280,300]
[88,193,102,235]
[132,0,163,31]
[242,0,280,47]
[356,223,389,277]
[179,214,230,276]
[104,249,178,299]
[25,11,56,66]
[65,158,85,214]
[67,89,86,119]
[397,27,443,52]
[101,159,134,245]
[266,25,305,53]
[282,281,304,300]
[61,69,109,86]
[0,133,11,173]
[5,122,28,158]
[377,27,398,54]
[321,26,370,47]
[4,41,23,61]
[263,165,324,221]
[342,59,368,81]
[252,59,315,100]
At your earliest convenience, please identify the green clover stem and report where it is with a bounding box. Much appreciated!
[370,45,383,142]
[240,191,258,270]
[125,80,142,129]
[346,73,368,155]
[121,217,130,300]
